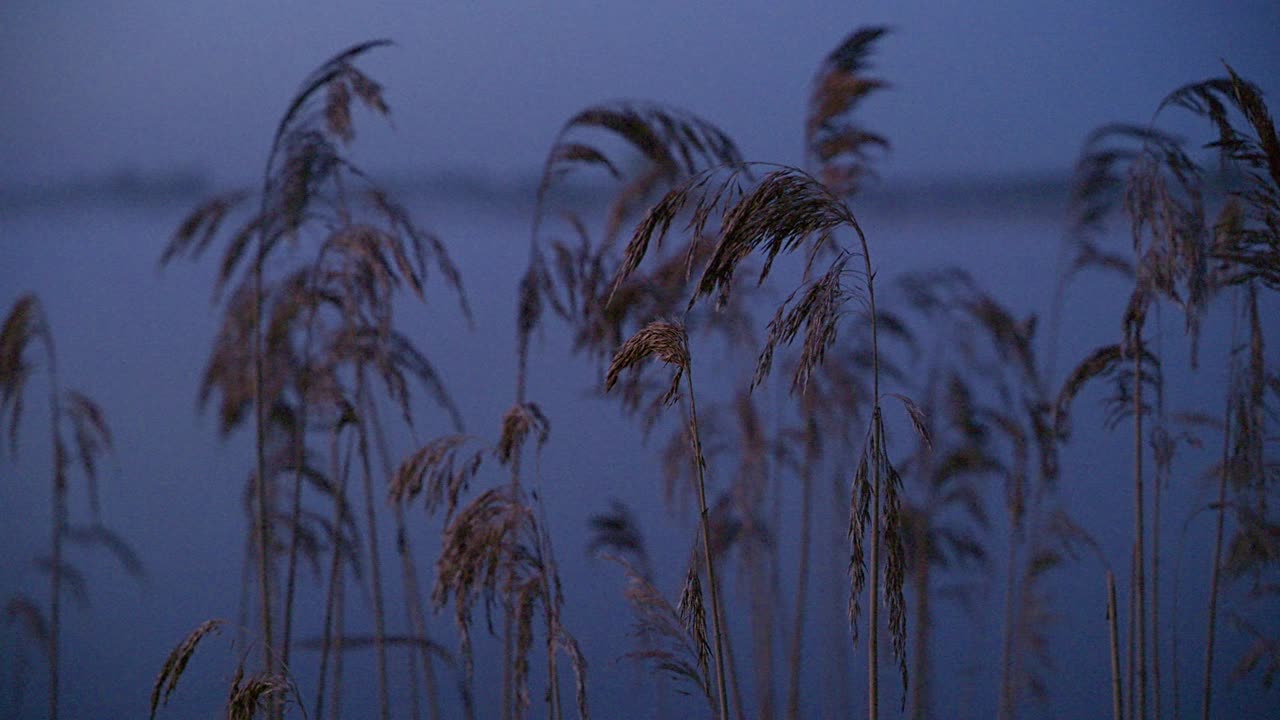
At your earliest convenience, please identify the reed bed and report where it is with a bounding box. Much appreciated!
[1,25,1276,720]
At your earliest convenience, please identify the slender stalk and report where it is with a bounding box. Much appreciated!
[830,471,853,720]
[1152,453,1162,720]
[1128,542,1137,720]
[746,523,775,720]
[547,623,563,720]
[1201,367,1232,720]
[785,421,816,720]
[1151,309,1166,720]
[397,503,442,720]
[718,586,746,720]
[998,521,1020,720]
[909,547,931,720]
[502,576,515,720]
[686,362,729,720]
[1171,553,1182,720]
[856,220,883,720]
[1108,571,1123,720]
[282,269,327,680]
[314,427,345,720]
[765,384,785,720]
[869,411,881,720]
[45,332,63,720]
[330,561,346,720]
[501,450,524,720]
[1133,332,1147,720]
[503,331,532,720]
[49,444,62,720]
[280,405,307,682]
[364,379,441,720]
[540,532,563,720]
[251,224,275,691]
[407,645,423,720]
[355,372,391,720]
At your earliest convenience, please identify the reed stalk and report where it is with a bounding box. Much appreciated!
[908,546,931,720]
[784,419,816,720]
[998,528,1019,720]
[1132,328,1147,720]
[44,321,63,720]
[1200,395,1229,720]
[1200,293,1238,720]
[1128,543,1137,720]
[314,426,345,720]
[869,407,882,720]
[686,361,731,720]
[355,371,391,720]
[1108,570,1123,720]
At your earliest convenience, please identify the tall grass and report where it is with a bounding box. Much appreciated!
[3,27,1277,720]
[1,295,139,720]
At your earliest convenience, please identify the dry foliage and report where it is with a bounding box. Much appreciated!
[807,26,891,196]
[149,619,225,720]
[389,434,486,519]
[608,555,714,708]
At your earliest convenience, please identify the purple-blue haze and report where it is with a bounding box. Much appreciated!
[2,2,1278,719]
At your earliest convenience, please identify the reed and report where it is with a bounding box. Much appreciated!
[163,39,469,720]
[150,619,304,720]
[1,294,138,720]
[1107,571,1123,720]
[606,320,729,718]
[1065,63,1280,720]
[10,27,1280,720]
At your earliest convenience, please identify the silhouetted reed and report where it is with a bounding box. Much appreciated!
[1,294,139,720]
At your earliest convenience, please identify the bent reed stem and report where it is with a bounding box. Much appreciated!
[686,361,731,720]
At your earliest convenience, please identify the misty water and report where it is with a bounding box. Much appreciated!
[1,174,1274,720]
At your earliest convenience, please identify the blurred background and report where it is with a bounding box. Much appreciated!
[2,2,1278,719]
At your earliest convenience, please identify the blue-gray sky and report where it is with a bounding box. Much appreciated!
[3,1,1278,188]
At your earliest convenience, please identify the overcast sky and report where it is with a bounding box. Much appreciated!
[3,1,1278,188]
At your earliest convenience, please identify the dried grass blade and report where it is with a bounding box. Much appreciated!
[149,619,224,720]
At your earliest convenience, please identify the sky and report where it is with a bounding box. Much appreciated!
[3,1,1279,189]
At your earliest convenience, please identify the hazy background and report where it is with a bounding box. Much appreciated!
[2,2,1279,719]
[4,1,1279,188]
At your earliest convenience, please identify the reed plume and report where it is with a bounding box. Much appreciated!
[431,483,589,720]
[609,135,926,716]
[605,320,728,719]
[1066,63,1279,720]
[163,39,469,720]
[2,294,138,720]
[806,26,891,197]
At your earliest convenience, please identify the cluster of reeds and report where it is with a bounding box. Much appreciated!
[1058,65,1279,720]
[152,41,474,720]
[522,28,1277,720]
